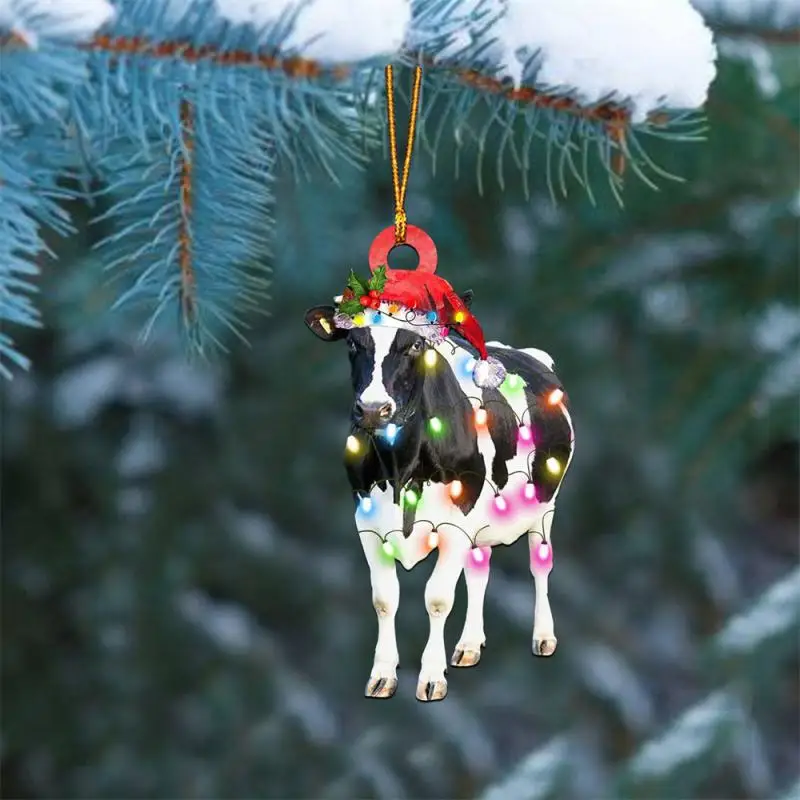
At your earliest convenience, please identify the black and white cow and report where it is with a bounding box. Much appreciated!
[305,292,574,702]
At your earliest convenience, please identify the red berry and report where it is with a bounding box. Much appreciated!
[359,295,370,307]
[369,289,379,298]
[370,298,380,309]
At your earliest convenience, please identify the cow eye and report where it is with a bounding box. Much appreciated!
[409,339,424,354]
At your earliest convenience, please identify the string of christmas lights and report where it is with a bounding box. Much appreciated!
[345,348,569,468]
[357,508,555,573]
[345,335,569,570]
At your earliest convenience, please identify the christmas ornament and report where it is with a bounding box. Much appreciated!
[304,65,575,702]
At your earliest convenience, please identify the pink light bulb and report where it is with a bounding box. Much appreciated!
[517,424,533,447]
[492,494,511,517]
[530,541,553,571]
[467,546,491,570]
[520,482,538,505]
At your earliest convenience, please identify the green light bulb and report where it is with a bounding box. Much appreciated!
[428,416,443,435]
[381,541,396,559]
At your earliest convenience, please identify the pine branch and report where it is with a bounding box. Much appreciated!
[88,91,273,353]
[9,0,792,372]
[0,129,74,377]
[479,737,572,800]
[716,25,800,43]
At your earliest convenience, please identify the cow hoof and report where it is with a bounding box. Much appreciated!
[365,676,397,698]
[450,646,482,667]
[533,637,557,657]
[416,679,448,702]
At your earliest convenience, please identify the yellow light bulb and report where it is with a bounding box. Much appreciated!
[453,310,467,323]
[353,313,365,326]
[423,349,438,367]
[548,388,564,406]
[449,480,463,499]
[545,456,561,475]
[474,408,488,426]
[346,435,360,454]
[427,531,439,549]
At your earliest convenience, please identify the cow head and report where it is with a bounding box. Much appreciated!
[304,291,473,434]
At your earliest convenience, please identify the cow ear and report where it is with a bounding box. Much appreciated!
[459,290,474,310]
[304,305,346,342]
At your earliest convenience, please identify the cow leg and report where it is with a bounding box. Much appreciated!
[417,537,470,702]
[359,531,400,698]
[451,554,489,667]
[530,511,557,657]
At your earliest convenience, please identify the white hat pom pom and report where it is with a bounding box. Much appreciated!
[472,356,506,390]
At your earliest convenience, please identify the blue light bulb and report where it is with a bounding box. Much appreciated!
[384,422,399,445]
[359,496,374,516]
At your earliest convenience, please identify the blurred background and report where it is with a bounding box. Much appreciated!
[2,26,799,800]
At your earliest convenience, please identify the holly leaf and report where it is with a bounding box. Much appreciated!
[346,270,369,297]
[339,299,363,316]
[369,265,388,294]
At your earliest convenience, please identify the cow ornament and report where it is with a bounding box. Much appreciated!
[304,225,575,702]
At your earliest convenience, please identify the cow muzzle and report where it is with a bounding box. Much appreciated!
[353,399,394,430]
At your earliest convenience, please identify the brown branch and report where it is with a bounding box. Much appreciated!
[83,35,351,79]
[715,25,800,44]
[178,98,196,324]
[1,31,638,132]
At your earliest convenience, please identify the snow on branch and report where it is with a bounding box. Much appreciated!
[480,736,572,800]
[0,0,721,369]
[712,567,800,659]
[693,0,800,41]
[620,690,747,788]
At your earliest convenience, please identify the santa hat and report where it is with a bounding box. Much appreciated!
[332,231,506,390]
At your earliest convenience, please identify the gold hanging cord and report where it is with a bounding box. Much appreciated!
[385,64,423,244]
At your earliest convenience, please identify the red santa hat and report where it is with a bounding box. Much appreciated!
[333,226,507,390]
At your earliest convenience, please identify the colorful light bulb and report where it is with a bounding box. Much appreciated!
[474,407,488,427]
[453,310,467,323]
[505,375,522,391]
[345,435,360,454]
[467,546,491,569]
[428,417,443,435]
[423,349,438,368]
[462,356,477,378]
[404,489,418,507]
[545,456,561,475]
[427,531,439,549]
[517,424,533,446]
[353,313,365,326]
[382,540,396,559]
[548,388,564,406]
[449,480,463,499]
[372,311,382,324]
[530,541,552,570]
[384,422,398,445]
[359,496,374,515]
[520,482,538,504]
[426,311,437,323]
[491,494,511,518]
